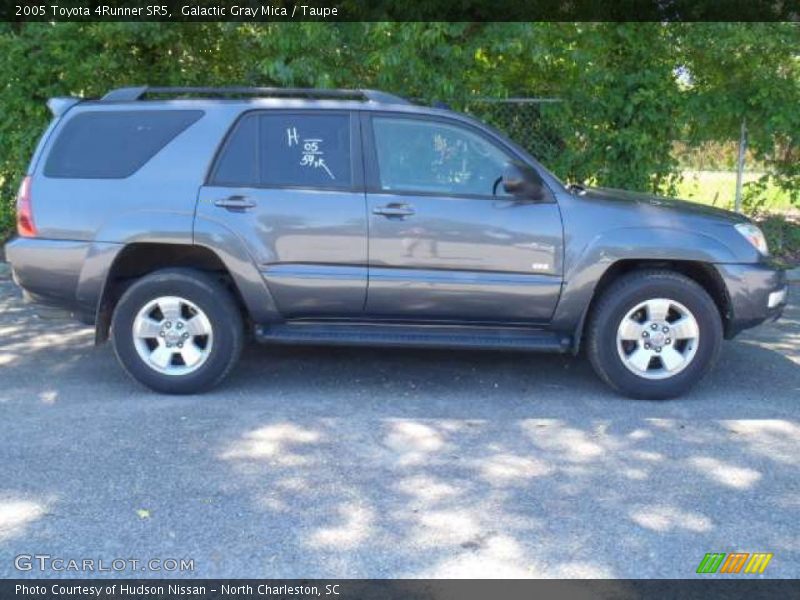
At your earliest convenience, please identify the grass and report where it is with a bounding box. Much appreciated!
[673,171,799,265]
[676,170,795,212]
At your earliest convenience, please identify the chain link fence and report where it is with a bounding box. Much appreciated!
[463,99,789,214]
[463,98,567,172]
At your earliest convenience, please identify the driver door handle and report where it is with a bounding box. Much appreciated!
[214,195,256,210]
[373,203,415,218]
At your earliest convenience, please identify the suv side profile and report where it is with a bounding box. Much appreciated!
[5,86,788,398]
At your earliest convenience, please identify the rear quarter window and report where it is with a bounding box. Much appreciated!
[44,110,204,179]
[210,113,259,186]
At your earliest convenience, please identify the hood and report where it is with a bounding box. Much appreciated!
[580,186,749,224]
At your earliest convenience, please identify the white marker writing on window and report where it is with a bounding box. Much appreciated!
[300,137,335,180]
[286,127,299,146]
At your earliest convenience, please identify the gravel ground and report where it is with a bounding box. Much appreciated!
[0,265,797,579]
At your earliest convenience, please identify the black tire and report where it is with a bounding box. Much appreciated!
[111,268,244,394]
[586,270,723,400]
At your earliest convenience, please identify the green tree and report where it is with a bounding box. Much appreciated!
[1,22,797,236]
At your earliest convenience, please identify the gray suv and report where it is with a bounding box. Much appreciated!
[5,86,788,398]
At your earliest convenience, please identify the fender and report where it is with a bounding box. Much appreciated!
[78,211,195,322]
[82,210,281,342]
[551,226,740,345]
[192,214,282,324]
[76,241,125,318]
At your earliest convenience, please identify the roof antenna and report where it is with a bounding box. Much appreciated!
[432,101,451,110]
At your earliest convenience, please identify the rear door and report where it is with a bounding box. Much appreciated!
[197,110,367,318]
[362,113,564,323]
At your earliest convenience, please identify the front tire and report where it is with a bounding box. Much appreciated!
[586,270,723,400]
[111,268,244,394]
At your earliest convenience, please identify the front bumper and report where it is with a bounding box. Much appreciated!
[715,262,788,338]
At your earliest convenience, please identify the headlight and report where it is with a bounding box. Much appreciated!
[734,222,769,256]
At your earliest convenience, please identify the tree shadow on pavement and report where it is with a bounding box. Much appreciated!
[1,278,798,578]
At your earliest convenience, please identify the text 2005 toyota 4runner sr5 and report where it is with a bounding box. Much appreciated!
[5,87,788,398]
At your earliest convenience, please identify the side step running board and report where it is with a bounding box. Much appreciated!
[255,322,571,353]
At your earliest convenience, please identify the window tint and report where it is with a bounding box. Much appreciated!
[210,112,352,188]
[44,110,203,178]
[260,114,351,187]
[372,117,513,196]
[212,114,259,186]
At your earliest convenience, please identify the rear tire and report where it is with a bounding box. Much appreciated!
[111,268,243,394]
[586,270,722,400]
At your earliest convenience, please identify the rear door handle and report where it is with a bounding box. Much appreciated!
[373,203,415,218]
[214,195,256,210]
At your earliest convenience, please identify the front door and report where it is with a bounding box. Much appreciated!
[198,110,367,318]
[363,114,563,323]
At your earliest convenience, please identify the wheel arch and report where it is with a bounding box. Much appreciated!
[571,259,732,354]
[93,242,258,344]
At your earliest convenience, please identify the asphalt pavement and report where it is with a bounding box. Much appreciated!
[0,263,798,578]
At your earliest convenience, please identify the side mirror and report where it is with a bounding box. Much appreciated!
[502,162,546,201]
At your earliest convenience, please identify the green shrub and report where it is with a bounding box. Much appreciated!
[1,22,798,239]
[757,214,800,264]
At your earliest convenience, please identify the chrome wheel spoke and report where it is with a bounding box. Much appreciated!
[670,316,699,340]
[185,314,211,336]
[627,347,653,372]
[157,297,182,322]
[646,299,670,323]
[179,342,203,367]
[618,318,644,341]
[659,346,685,372]
[150,344,174,369]
[134,317,161,339]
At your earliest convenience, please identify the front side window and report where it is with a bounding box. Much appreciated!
[211,112,352,188]
[372,117,514,196]
[44,110,203,178]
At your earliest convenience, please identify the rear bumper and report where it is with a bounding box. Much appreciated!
[5,237,87,309]
[715,262,788,338]
[3,236,106,324]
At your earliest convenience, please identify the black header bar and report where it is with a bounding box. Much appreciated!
[2,0,799,22]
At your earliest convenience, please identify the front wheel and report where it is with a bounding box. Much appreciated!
[586,270,723,400]
[111,268,244,394]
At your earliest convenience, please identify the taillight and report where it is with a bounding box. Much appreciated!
[16,176,37,237]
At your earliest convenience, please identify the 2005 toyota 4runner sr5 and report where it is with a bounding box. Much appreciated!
[5,87,789,398]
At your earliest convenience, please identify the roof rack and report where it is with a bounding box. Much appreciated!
[101,86,410,105]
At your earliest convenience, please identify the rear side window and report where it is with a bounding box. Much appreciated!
[211,114,259,186]
[44,110,203,178]
[210,112,352,188]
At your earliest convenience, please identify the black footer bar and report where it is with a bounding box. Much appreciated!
[3,579,799,600]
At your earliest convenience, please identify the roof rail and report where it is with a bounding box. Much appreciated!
[100,86,411,105]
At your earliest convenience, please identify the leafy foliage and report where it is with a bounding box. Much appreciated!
[1,22,798,234]
[757,214,800,266]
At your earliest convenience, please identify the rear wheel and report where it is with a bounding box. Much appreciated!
[586,270,722,399]
[111,268,243,394]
